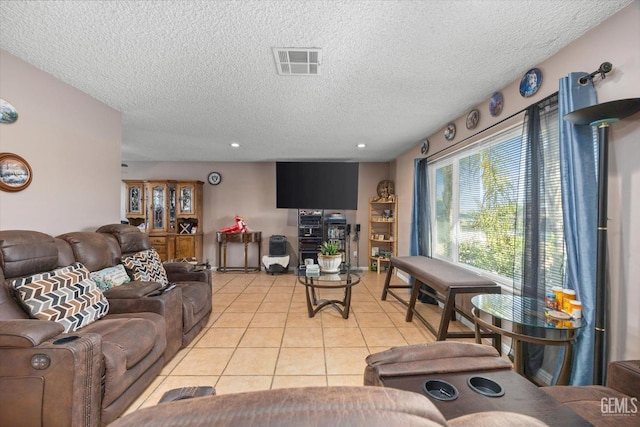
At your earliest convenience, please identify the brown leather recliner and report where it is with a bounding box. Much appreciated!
[364,341,512,386]
[0,230,167,426]
[541,360,640,427]
[110,386,548,427]
[96,224,212,348]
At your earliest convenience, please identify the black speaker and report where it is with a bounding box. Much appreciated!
[269,235,287,256]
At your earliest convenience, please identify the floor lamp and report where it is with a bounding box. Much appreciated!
[564,97,640,385]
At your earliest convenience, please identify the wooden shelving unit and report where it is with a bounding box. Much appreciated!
[368,196,397,274]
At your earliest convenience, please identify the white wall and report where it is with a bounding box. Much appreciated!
[0,50,122,235]
[393,1,640,361]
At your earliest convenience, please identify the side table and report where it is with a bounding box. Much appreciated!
[471,294,582,385]
[216,231,262,273]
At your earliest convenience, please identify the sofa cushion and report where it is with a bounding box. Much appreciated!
[10,262,109,333]
[91,264,131,291]
[122,249,168,286]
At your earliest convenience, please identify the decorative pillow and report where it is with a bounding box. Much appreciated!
[11,262,109,333]
[90,264,131,291]
[121,248,169,286]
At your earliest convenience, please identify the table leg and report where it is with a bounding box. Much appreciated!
[343,287,352,319]
[381,265,394,300]
[243,241,248,273]
[405,279,422,322]
[223,242,228,272]
[305,285,315,317]
[556,341,573,385]
[473,308,482,344]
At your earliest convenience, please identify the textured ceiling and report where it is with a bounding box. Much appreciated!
[0,0,632,162]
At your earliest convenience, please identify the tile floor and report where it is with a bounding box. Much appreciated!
[123,270,478,414]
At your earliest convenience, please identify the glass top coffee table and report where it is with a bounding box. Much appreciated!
[471,294,582,385]
[297,271,360,319]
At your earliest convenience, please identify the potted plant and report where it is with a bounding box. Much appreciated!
[317,241,342,273]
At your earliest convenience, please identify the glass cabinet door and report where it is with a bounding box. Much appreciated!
[178,183,195,215]
[150,184,166,231]
[126,182,145,216]
[168,184,177,232]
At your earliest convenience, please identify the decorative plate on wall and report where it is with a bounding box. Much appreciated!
[444,123,456,141]
[489,92,504,117]
[421,139,430,155]
[0,98,18,124]
[519,68,542,98]
[0,153,32,192]
[466,109,480,130]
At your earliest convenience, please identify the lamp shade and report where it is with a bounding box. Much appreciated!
[564,98,640,126]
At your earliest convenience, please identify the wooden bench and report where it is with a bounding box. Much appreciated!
[381,256,501,343]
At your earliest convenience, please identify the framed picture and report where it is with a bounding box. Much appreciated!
[0,153,32,192]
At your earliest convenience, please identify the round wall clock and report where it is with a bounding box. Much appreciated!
[207,171,222,185]
[421,139,430,155]
[444,123,456,141]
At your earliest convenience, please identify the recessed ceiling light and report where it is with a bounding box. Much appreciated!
[356,144,366,148]
[230,143,240,148]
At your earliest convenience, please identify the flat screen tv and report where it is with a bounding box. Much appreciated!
[276,162,359,210]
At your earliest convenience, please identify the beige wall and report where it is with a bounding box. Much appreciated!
[0,50,122,234]
[393,1,640,361]
[121,161,389,269]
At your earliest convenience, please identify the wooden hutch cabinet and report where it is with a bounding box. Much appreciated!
[123,180,204,261]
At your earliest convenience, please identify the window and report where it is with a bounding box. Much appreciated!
[430,102,565,293]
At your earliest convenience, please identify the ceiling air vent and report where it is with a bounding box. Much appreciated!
[273,48,322,76]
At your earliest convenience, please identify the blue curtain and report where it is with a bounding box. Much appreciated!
[517,95,559,377]
[409,158,436,303]
[559,72,598,385]
[410,158,431,257]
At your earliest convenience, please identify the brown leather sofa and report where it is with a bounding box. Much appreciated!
[0,226,212,426]
[110,386,547,426]
[541,360,640,427]
[96,224,212,348]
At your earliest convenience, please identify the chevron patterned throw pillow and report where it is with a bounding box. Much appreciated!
[11,262,109,333]
[121,248,169,286]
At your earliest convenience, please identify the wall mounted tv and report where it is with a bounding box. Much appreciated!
[276,162,359,210]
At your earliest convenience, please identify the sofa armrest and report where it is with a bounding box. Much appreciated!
[607,360,640,398]
[0,331,103,427]
[164,263,210,284]
[364,342,511,386]
[0,319,65,347]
